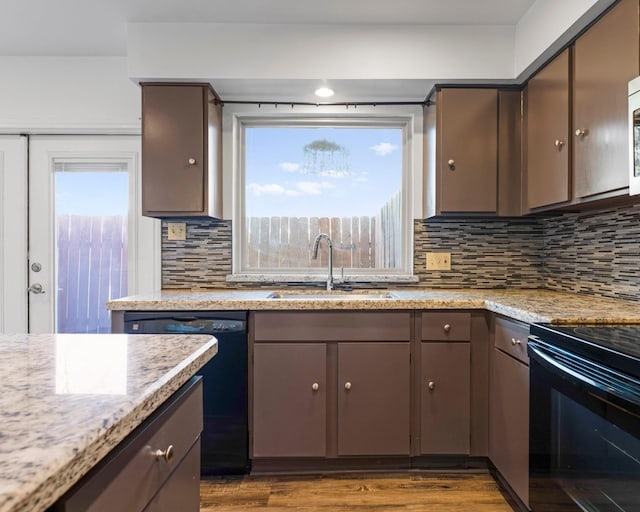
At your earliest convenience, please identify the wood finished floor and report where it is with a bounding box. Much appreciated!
[200,471,515,511]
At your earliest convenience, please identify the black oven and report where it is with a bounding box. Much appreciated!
[528,324,640,512]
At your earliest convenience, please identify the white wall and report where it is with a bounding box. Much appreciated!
[0,57,140,133]
[514,0,616,78]
[127,23,516,82]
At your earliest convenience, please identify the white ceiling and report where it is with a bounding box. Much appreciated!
[1,0,536,56]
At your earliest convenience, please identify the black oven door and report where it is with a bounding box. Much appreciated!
[528,339,640,512]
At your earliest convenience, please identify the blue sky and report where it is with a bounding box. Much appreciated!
[245,127,402,217]
[56,172,128,216]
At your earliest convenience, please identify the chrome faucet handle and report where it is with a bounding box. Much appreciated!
[311,233,334,291]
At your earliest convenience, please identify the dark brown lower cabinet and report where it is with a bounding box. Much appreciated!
[252,343,327,457]
[490,347,529,506]
[53,377,203,512]
[251,340,410,459]
[144,439,201,512]
[338,342,410,456]
[420,342,471,454]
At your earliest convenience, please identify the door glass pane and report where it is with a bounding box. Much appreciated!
[55,168,128,333]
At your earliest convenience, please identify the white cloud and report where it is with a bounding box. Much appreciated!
[248,181,335,197]
[370,142,398,156]
[279,162,300,172]
[295,181,336,195]
[318,169,348,178]
[248,183,286,196]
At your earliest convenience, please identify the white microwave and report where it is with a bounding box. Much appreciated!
[629,76,640,195]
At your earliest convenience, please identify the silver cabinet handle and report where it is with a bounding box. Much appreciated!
[28,283,45,294]
[511,338,522,345]
[443,323,451,333]
[344,381,352,390]
[312,382,319,391]
[575,129,588,138]
[447,159,455,170]
[553,139,565,149]
[153,444,174,462]
[187,157,197,165]
[428,381,436,390]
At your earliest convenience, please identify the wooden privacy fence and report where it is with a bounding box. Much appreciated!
[57,215,127,333]
[245,192,401,270]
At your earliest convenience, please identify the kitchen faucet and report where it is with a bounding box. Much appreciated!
[312,233,334,291]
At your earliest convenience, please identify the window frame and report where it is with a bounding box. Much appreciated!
[225,105,422,282]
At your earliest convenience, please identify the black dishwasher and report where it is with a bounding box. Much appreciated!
[123,311,249,475]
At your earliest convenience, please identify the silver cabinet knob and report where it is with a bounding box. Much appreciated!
[428,381,436,390]
[312,382,319,391]
[153,444,174,462]
[511,338,522,346]
[553,139,565,149]
[447,159,455,170]
[575,129,588,138]
[344,382,352,390]
[28,283,45,294]
[31,262,42,272]
[443,323,451,333]
[187,157,197,165]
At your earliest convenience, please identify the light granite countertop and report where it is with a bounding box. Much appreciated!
[107,288,640,324]
[0,333,217,512]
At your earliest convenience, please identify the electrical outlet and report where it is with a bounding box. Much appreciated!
[167,222,187,241]
[426,252,451,271]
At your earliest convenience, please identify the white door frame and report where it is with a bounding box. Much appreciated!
[28,135,160,333]
[0,135,28,333]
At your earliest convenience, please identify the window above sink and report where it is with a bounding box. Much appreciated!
[227,106,422,283]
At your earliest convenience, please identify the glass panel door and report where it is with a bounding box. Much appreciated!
[28,136,159,334]
[55,163,128,333]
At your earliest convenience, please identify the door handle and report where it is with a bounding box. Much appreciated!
[28,283,45,294]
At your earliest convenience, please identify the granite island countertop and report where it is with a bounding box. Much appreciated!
[0,333,217,512]
[107,288,640,324]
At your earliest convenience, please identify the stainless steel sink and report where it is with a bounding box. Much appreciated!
[267,290,395,300]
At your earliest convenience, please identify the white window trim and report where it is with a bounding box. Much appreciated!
[222,104,422,284]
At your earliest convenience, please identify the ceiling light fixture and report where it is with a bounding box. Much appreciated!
[314,87,335,98]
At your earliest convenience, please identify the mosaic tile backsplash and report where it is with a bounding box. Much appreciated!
[161,204,640,302]
[413,218,544,288]
[542,204,640,302]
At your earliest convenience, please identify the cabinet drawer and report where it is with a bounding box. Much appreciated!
[494,317,529,364]
[421,312,471,341]
[253,311,410,341]
[56,377,203,512]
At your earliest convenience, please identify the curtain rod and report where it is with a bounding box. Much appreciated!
[215,99,432,108]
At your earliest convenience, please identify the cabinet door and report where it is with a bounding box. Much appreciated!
[252,343,326,457]
[142,85,206,215]
[573,0,639,199]
[438,88,498,213]
[421,342,471,454]
[490,348,529,506]
[337,342,410,456]
[144,440,201,512]
[526,49,570,209]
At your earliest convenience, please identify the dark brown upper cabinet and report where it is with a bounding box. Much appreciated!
[426,88,498,216]
[572,0,639,200]
[525,0,639,211]
[141,83,222,218]
[525,49,571,210]
[425,88,522,218]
